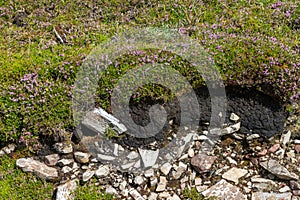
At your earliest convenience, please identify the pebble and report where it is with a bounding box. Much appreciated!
[269,144,281,153]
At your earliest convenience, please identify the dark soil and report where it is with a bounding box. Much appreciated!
[114,85,288,149]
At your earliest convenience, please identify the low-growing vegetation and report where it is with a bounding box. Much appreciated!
[0,0,299,199]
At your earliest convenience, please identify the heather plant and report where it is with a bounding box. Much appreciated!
[0,0,299,145]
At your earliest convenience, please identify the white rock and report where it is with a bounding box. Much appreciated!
[134,176,144,185]
[260,159,299,180]
[3,144,16,154]
[82,170,95,182]
[251,192,292,200]
[95,165,110,178]
[230,113,240,121]
[56,179,78,200]
[53,142,73,154]
[57,159,74,166]
[74,152,90,164]
[281,131,291,146]
[156,176,167,192]
[129,188,145,200]
[127,151,139,160]
[97,154,115,161]
[138,148,159,168]
[61,166,72,174]
[159,191,171,198]
[202,179,247,199]
[227,157,238,165]
[148,192,158,200]
[279,186,291,193]
[195,177,202,186]
[160,162,172,176]
[222,167,248,184]
[0,150,5,156]
[188,148,195,157]
[119,180,127,191]
[105,185,117,195]
[44,154,60,166]
[246,134,260,140]
[144,168,155,177]
[16,157,58,181]
[167,194,181,200]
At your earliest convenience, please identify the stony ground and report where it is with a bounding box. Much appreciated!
[1,102,298,200]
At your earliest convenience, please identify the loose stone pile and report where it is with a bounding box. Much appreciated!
[1,111,299,200]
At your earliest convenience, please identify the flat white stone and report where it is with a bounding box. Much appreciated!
[160,162,172,176]
[95,165,110,178]
[222,167,248,184]
[230,113,240,121]
[138,148,159,168]
[56,179,78,200]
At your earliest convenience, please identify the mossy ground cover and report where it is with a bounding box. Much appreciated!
[0,0,299,199]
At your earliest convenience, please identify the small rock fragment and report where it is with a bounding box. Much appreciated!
[129,188,145,200]
[222,167,248,184]
[156,176,167,192]
[82,170,95,182]
[202,179,247,200]
[16,157,58,181]
[160,162,172,176]
[251,192,292,200]
[44,154,60,166]
[191,154,217,173]
[281,131,292,146]
[230,113,240,121]
[55,179,78,200]
[74,152,90,164]
[269,144,281,153]
[260,159,299,180]
[134,176,144,185]
[138,148,159,168]
[53,142,73,154]
[95,165,110,178]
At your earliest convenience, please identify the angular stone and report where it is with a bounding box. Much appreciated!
[44,154,60,166]
[167,194,181,200]
[144,168,155,178]
[53,142,73,154]
[281,131,292,146]
[138,148,159,168]
[134,175,144,185]
[260,159,299,180]
[230,113,240,121]
[57,159,74,167]
[160,162,172,176]
[148,192,158,200]
[202,179,247,200]
[251,192,292,200]
[0,150,5,157]
[56,179,78,200]
[74,152,90,164]
[95,165,110,178]
[279,186,291,193]
[295,145,300,154]
[290,181,300,190]
[105,185,117,195]
[293,190,300,196]
[251,177,277,191]
[93,108,127,134]
[269,144,281,153]
[16,157,58,181]
[156,176,167,192]
[191,154,216,173]
[82,170,94,182]
[127,151,139,160]
[129,188,145,200]
[3,144,16,154]
[222,167,248,184]
[61,166,72,174]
